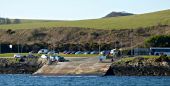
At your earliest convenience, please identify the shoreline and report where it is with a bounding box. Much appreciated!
[1,56,170,76]
[105,56,170,76]
[0,58,43,74]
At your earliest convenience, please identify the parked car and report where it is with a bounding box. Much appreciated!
[48,50,58,55]
[41,54,49,59]
[26,52,37,58]
[49,55,66,62]
[27,54,37,58]
[14,54,23,58]
[100,50,110,55]
[83,51,90,54]
[90,51,99,54]
[70,51,76,54]
[75,51,82,54]
[63,50,68,54]
[105,50,111,55]
[50,56,56,62]
[38,49,49,54]
[29,50,37,53]
[65,51,72,54]
[55,56,65,62]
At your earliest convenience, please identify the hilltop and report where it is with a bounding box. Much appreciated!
[103,11,134,18]
[0,10,170,30]
[0,10,170,53]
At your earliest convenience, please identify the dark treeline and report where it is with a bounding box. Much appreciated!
[0,17,21,25]
[0,43,116,53]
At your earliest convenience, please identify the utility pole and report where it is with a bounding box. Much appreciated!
[9,44,12,53]
[99,39,101,54]
[130,29,133,56]
[0,43,1,54]
[17,32,22,53]
[79,41,80,51]
[18,41,20,53]
[0,37,2,54]
[120,37,122,56]
[137,29,139,56]
[17,34,20,53]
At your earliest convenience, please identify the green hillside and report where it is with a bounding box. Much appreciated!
[0,10,170,30]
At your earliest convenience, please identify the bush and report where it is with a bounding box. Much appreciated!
[156,55,170,62]
[6,29,15,34]
[145,35,170,47]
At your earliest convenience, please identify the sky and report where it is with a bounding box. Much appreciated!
[0,0,170,20]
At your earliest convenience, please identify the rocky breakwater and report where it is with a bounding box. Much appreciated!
[0,58,45,74]
[105,55,170,76]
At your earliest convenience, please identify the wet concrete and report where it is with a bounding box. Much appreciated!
[34,57,112,76]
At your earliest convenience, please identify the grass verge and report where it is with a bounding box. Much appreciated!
[0,53,99,58]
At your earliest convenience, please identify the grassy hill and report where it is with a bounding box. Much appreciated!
[0,10,170,30]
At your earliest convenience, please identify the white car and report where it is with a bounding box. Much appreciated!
[50,56,56,61]
[110,49,118,55]
[48,50,56,55]
[38,49,49,54]
[14,54,23,58]
[41,54,48,59]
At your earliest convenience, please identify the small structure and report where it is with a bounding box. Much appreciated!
[110,48,120,57]
[134,48,150,55]
[150,47,170,56]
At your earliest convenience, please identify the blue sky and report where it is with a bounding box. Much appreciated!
[0,0,170,20]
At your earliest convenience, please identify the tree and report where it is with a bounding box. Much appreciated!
[0,17,6,24]
[0,17,12,24]
[145,35,170,47]
[13,19,21,24]
[5,18,11,24]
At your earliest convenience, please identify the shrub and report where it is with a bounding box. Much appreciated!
[145,35,170,47]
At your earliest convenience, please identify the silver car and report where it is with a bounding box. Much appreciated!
[38,49,49,54]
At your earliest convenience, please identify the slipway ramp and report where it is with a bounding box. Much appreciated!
[34,57,112,75]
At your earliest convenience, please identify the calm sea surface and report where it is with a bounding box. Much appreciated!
[0,74,170,86]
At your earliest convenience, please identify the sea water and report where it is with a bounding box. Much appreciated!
[0,74,170,86]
